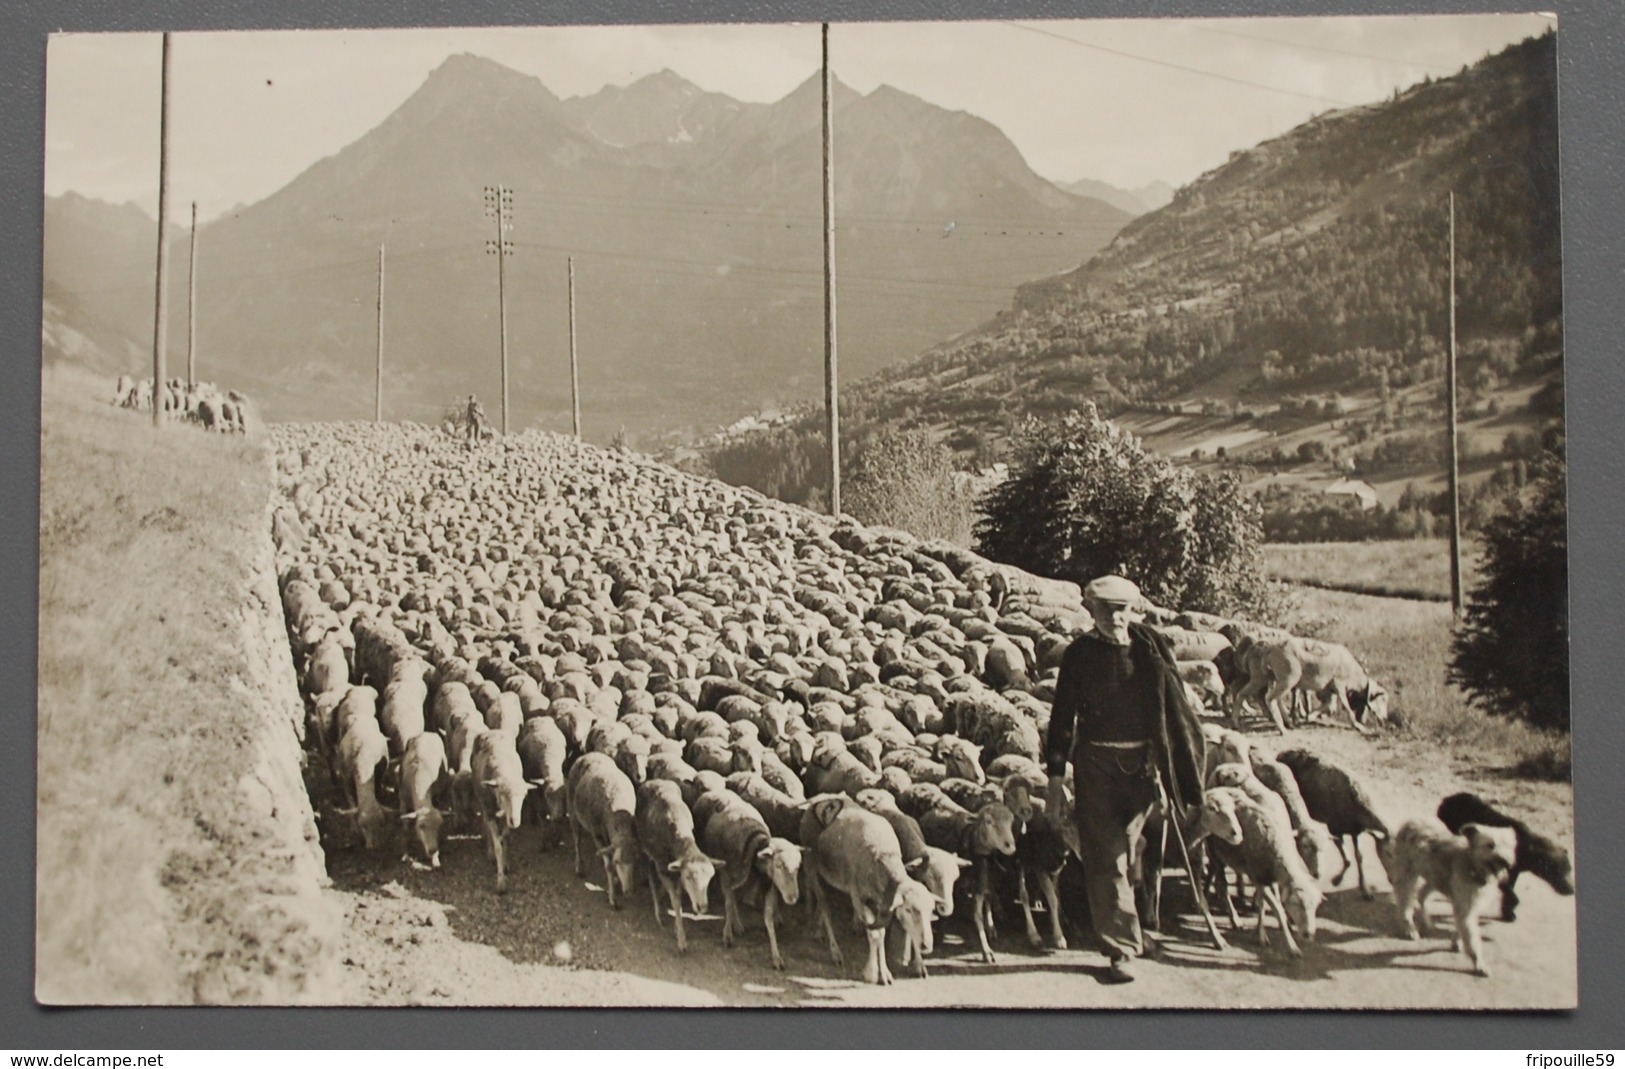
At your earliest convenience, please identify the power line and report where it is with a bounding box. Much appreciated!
[999,20,1358,108]
[48,243,483,297]
[513,188,1120,233]
[1193,23,1457,73]
[507,239,1058,295]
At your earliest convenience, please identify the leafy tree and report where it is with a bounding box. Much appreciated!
[844,428,976,544]
[974,404,1271,616]
[1448,451,1568,730]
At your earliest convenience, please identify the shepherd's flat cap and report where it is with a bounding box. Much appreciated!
[1084,574,1142,604]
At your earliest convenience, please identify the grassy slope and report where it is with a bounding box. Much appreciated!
[37,363,333,1003]
[1281,581,1568,778]
[1265,539,1482,601]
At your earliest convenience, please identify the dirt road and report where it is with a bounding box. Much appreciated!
[322,724,1575,1009]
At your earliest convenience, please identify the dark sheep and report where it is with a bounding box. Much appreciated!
[1276,748,1390,899]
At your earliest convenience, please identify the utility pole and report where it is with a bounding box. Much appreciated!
[484,185,514,434]
[1447,192,1464,617]
[822,21,841,516]
[568,255,581,442]
[186,200,197,387]
[375,244,385,423]
[150,32,173,428]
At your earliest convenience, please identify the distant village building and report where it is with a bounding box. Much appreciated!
[1324,477,1379,511]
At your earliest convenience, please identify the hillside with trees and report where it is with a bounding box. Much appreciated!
[688,33,1562,536]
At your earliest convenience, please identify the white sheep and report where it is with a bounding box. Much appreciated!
[1204,786,1325,958]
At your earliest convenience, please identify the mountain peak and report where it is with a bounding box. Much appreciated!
[782,71,861,107]
[864,83,927,107]
[419,52,560,104]
[635,68,701,95]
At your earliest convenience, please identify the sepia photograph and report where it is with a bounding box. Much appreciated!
[37,13,1573,1011]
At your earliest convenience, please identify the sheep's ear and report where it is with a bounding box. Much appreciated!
[597,845,615,858]
[905,857,926,872]
[757,846,776,862]
[334,806,357,816]
[957,857,973,869]
[810,798,846,828]
[666,860,682,873]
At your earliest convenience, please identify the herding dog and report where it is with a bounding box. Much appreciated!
[1437,791,1575,922]
[1380,819,1518,977]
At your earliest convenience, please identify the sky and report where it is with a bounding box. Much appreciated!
[44,14,1554,220]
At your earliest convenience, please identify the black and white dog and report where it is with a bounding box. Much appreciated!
[1436,791,1574,921]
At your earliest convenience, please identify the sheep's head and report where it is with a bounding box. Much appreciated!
[402,806,446,868]
[485,775,528,831]
[601,837,639,903]
[616,735,651,785]
[892,878,938,958]
[848,736,883,774]
[759,840,803,905]
[1286,881,1324,944]
[976,803,1018,856]
[777,732,815,771]
[880,766,914,794]
[670,848,718,915]
[730,737,765,775]
[1355,681,1391,728]
[811,731,847,766]
[909,846,971,917]
[1001,777,1036,826]
[1296,821,1339,884]
[542,782,569,823]
[1210,764,1253,792]
[1199,791,1244,845]
[937,739,984,784]
[853,788,896,815]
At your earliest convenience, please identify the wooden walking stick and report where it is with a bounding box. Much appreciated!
[1160,770,1228,952]
[1149,807,1170,932]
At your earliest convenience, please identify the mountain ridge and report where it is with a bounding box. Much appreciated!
[44,53,1128,438]
[687,32,1562,512]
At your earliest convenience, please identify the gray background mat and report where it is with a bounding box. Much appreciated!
[7,0,1620,1048]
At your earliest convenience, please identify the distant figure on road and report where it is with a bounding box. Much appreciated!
[466,394,487,447]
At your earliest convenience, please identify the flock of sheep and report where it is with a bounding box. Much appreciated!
[110,375,249,433]
[269,420,1570,987]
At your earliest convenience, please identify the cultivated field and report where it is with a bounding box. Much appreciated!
[36,367,1576,1007]
[1265,539,1482,601]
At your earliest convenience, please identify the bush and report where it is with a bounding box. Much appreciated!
[844,428,977,545]
[706,422,828,505]
[974,404,1272,616]
[1448,451,1568,730]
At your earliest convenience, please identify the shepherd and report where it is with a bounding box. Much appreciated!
[1045,574,1207,984]
[465,393,487,447]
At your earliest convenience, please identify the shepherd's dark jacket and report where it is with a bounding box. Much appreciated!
[1049,621,1207,812]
